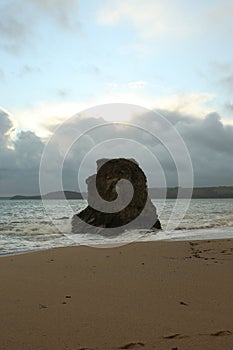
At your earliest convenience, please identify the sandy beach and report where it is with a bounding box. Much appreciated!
[0,239,232,350]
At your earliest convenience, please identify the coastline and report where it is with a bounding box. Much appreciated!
[0,239,232,350]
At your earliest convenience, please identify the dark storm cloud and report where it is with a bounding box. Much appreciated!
[162,111,233,186]
[144,109,233,181]
[177,112,233,155]
[42,108,233,190]
[131,109,233,186]
[1,106,233,195]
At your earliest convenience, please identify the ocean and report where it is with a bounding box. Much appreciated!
[0,198,233,255]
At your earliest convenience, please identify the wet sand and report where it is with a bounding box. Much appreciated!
[0,239,232,350]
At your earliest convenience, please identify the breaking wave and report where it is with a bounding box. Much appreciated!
[0,198,233,255]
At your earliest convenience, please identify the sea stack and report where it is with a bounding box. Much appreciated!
[72,158,161,235]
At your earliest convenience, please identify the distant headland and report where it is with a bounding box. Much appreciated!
[1,186,233,200]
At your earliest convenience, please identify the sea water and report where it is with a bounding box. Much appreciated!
[0,198,233,255]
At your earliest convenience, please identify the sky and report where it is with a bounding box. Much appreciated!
[0,0,233,196]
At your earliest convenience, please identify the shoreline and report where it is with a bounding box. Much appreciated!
[0,239,232,350]
[1,233,233,258]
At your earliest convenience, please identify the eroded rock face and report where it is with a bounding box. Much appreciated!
[72,158,161,235]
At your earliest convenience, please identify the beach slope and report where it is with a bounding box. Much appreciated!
[0,239,232,350]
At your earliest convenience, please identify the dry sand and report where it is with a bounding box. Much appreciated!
[0,239,232,350]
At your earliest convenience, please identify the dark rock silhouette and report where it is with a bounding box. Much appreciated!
[72,158,161,235]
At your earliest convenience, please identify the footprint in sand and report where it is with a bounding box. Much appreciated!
[210,330,232,336]
[119,342,145,349]
[163,334,189,339]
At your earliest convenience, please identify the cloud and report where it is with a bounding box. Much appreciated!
[220,74,233,94]
[107,80,148,91]
[14,131,44,169]
[0,108,14,147]
[40,105,233,193]
[1,103,233,195]
[127,80,148,89]
[56,88,72,99]
[0,108,44,195]
[26,0,79,28]
[97,0,203,40]
[12,90,216,139]
[205,2,233,35]
[152,93,215,117]
[13,101,88,138]
[0,1,30,52]
[0,0,79,52]
[176,113,233,185]
[0,1,27,39]
[200,61,233,121]
[97,0,186,38]
[207,62,233,92]
[175,112,233,153]
[98,0,233,43]
[102,86,215,119]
